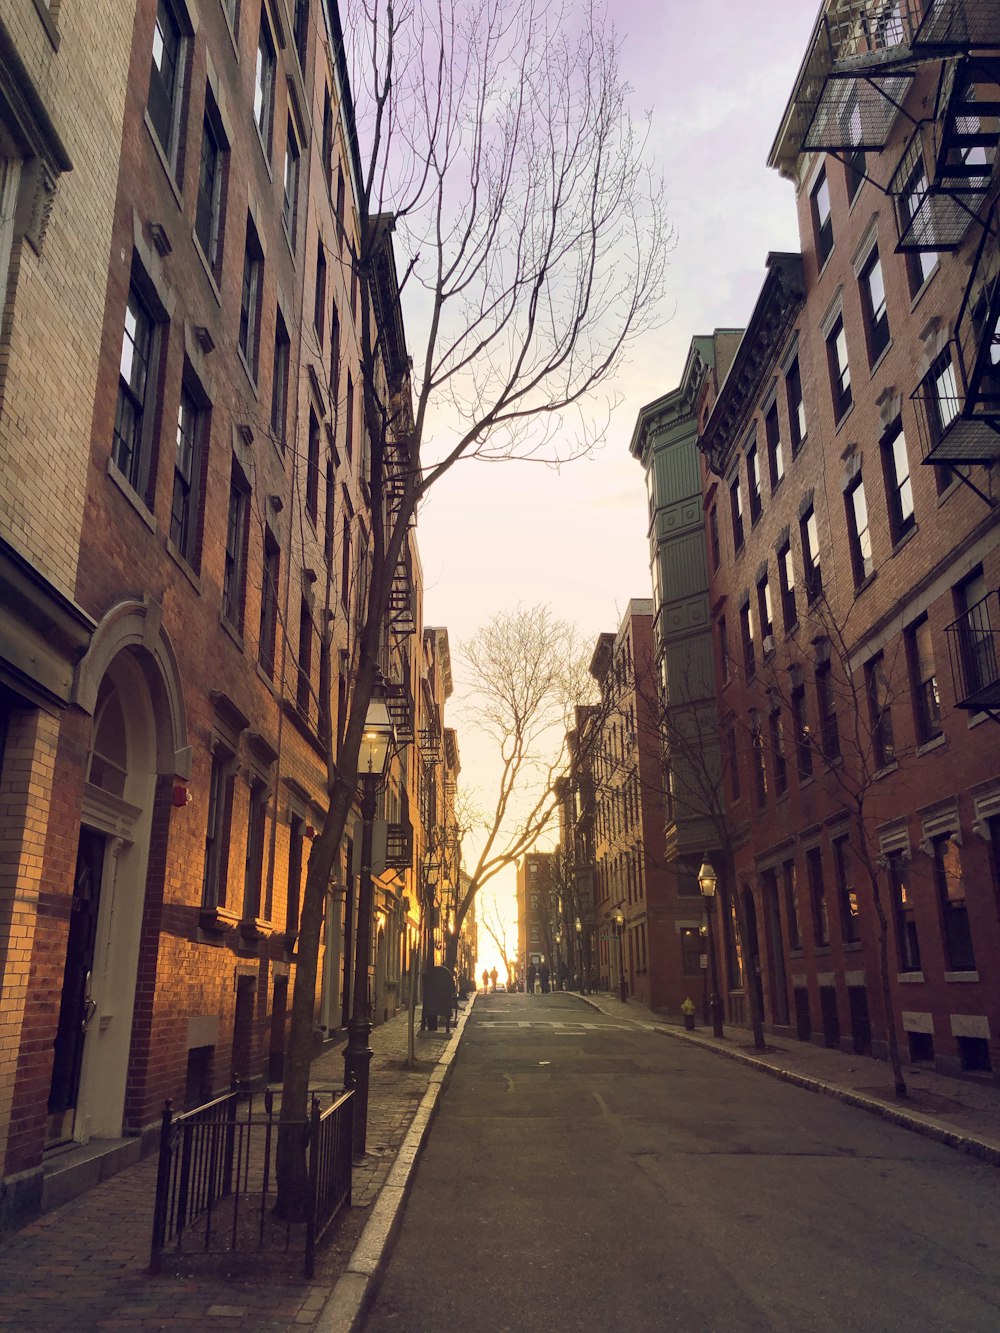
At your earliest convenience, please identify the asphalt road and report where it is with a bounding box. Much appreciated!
[363,992,1000,1332]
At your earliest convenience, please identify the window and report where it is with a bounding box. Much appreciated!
[791,681,812,779]
[345,371,354,458]
[170,382,206,567]
[769,705,787,797]
[860,246,890,364]
[907,616,941,744]
[113,283,159,501]
[865,653,895,768]
[324,457,336,565]
[811,168,834,268]
[845,475,873,587]
[833,836,860,944]
[270,312,290,447]
[757,574,774,649]
[222,462,250,633]
[259,530,280,677]
[306,408,320,524]
[202,751,235,909]
[954,568,992,701]
[887,852,920,971]
[335,168,346,249]
[283,121,300,243]
[845,146,866,204]
[195,96,226,272]
[899,162,937,293]
[800,505,822,600]
[292,0,308,67]
[718,615,730,684]
[826,314,852,421]
[239,219,263,377]
[286,816,304,937]
[314,242,327,343]
[321,86,334,191]
[740,599,755,680]
[765,402,784,490]
[816,660,840,762]
[729,474,744,552]
[806,846,829,947]
[297,596,314,718]
[680,927,703,977]
[709,504,721,570]
[778,542,797,632]
[786,356,806,454]
[727,726,741,801]
[254,11,276,152]
[340,512,351,611]
[148,0,185,166]
[221,0,239,32]
[933,835,974,971]
[330,301,341,400]
[243,779,269,921]
[746,440,762,523]
[783,859,802,950]
[881,422,914,543]
[751,712,767,808]
[925,349,960,492]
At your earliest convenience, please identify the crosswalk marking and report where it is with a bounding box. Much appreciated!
[475,1020,636,1031]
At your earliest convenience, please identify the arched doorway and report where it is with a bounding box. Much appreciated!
[48,654,158,1145]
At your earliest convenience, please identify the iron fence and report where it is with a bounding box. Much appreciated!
[150,1085,353,1279]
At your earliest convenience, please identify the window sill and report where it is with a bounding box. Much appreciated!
[791,436,808,462]
[254,121,274,179]
[890,524,917,557]
[239,917,275,943]
[842,940,864,952]
[143,110,184,211]
[817,246,835,281]
[219,613,245,651]
[814,945,832,955]
[868,338,892,380]
[833,400,855,434]
[165,538,203,593]
[916,733,945,756]
[200,904,240,935]
[944,970,979,983]
[282,217,296,260]
[897,971,925,984]
[874,760,899,781]
[192,230,223,306]
[31,0,59,48]
[908,258,940,313]
[237,345,259,396]
[255,662,278,694]
[853,571,876,598]
[219,0,240,58]
[107,460,156,531]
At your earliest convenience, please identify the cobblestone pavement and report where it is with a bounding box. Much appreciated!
[0,1007,455,1332]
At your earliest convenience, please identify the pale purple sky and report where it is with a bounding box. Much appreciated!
[415,1,820,925]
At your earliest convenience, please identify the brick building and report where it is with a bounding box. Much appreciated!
[0,0,452,1229]
[517,850,558,986]
[688,2,1000,1078]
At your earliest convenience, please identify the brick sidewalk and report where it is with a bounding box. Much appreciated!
[0,1008,454,1332]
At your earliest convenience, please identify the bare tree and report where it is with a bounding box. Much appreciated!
[478,892,517,988]
[278,0,670,1204]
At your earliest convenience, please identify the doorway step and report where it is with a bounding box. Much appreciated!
[41,1136,144,1214]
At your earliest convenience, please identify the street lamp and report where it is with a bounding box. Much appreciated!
[419,862,439,1032]
[343,686,395,1159]
[698,857,724,1039]
[574,916,584,993]
[612,905,627,1003]
[555,927,563,990]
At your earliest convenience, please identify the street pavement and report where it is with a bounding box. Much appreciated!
[363,991,1000,1333]
[1,989,999,1331]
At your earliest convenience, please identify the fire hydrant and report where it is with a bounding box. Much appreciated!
[681,997,696,1030]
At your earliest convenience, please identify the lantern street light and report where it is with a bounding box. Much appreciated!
[612,905,627,1003]
[574,915,584,993]
[343,685,395,1158]
[698,857,725,1039]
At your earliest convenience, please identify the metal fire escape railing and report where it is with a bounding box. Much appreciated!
[945,590,1000,716]
[910,200,1000,476]
[791,2,919,156]
[911,0,1000,54]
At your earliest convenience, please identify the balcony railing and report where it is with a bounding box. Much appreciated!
[912,0,1000,53]
[911,336,1000,466]
[945,591,1000,711]
[385,820,414,870]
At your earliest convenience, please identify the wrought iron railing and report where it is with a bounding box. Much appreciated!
[150,1086,353,1279]
[945,590,1000,710]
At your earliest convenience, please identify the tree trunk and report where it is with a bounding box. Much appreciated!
[870,867,907,1097]
[729,871,766,1052]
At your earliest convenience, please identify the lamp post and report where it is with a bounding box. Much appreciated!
[343,688,394,1159]
[612,905,627,1002]
[419,862,439,1030]
[574,916,584,993]
[698,857,724,1039]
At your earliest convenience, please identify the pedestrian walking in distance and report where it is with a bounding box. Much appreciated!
[481,968,489,994]
[527,963,537,994]
[489,966,498,993]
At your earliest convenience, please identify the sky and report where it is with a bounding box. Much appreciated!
[411,1,822,971]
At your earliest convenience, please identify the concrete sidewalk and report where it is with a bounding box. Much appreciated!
[570,988,1000,1166]
[0,1000,473,1332]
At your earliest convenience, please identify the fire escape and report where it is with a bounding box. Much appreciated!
[787,1,1000,718]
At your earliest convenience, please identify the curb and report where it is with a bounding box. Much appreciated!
[653,1023,1000,1168]
[314,996,476,1333]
